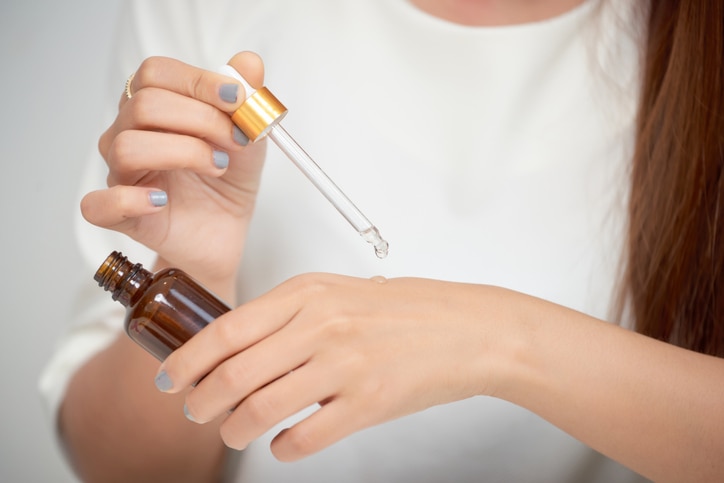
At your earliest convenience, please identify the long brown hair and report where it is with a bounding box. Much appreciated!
[623,1,723,356]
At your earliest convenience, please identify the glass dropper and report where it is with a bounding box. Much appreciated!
[219,65,388,258]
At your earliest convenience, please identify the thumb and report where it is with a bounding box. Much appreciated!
[226,51,265,89]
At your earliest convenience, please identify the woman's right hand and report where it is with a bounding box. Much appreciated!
[80,52,266,295]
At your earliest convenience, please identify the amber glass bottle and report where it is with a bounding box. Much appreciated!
[94,251,231,361]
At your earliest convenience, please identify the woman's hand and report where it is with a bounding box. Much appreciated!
[80,52,267,292]
[155,274,520,461]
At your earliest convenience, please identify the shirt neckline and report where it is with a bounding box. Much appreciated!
[393,0,598,36]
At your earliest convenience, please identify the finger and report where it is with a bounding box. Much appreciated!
[156,275,322,393]
[183,321,312,424]
[80,185,167,230]
[107,51,264,157]
[215,361,337,450]
[226,51,265,89]
[179,294,326,423]
[101,87,246,158]
[105,130,230,186]
[125,56,251,112]
[269,398,366,462]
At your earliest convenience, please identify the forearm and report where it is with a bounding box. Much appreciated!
[60,334,226,482]
[498,294,724,482]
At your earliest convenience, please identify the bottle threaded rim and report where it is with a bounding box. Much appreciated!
[94,251,125,290]
[94,251,144,305]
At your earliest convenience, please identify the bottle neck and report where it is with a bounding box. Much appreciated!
[94,251,153,307]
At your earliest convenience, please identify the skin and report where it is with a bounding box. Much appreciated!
[63,2,724,482]
[409,0,586,26]
[162,276,724,481]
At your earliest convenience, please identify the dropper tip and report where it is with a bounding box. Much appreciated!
[374,239,389,259]
[361,227,389,259]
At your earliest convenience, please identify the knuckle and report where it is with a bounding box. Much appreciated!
[188,69,221,104]
[322,311,354,336]
[242,393,276,427]
[188,71,206,101]
[98,129,113,160]
[216,360,245,389]
[213,315,245,351]
[315,313,356,348]
[196,103,223,130]
[315,306,356,342]
[288,273,333,298]
[357,375,386,400]
[135,56,165,86]
[107,131,135,168]
[284,274,358,339]
[111,186,136,213]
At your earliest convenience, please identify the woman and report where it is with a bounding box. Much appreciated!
[40,0,722,481]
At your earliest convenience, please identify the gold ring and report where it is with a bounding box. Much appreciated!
[124,73,135,99]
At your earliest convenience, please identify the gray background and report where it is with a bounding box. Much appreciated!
[1,1,122,481]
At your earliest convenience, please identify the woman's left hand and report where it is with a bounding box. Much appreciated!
[156,274,519,461]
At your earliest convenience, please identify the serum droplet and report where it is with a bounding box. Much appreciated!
[360,227,389,259]
[374,240,389,259]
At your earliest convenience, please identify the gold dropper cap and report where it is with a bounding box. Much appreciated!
[231,87,288,142]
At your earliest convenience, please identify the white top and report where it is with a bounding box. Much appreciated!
[40,0,648,481]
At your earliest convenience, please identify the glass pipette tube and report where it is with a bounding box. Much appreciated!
[219,65,389,258]
[268,126,389,258]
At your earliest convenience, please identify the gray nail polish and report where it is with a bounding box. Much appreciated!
[213,150,229,169]
[184,403,197,423]
[155,370,173,392]
[148,191,168,207]
[233,125,249,146]
[219,83,238,103]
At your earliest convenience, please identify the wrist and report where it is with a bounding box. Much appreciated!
[478,288,549,402]
[152,256,238,306]
[487,290,602,410]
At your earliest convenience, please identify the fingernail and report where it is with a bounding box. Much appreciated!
[213,150,229,169]
[154,370,173,392]
[184,403,197,423]
[233,125,249,146]
[148,191,168,207]
[219,83,238,103]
